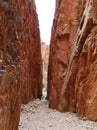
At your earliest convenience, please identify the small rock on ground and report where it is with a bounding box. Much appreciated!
[19,98,97,130]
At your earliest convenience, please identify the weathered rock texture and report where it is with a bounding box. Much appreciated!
[75,1,97,121]
[76,26,97,121]
[48,0,97,121]
[47,0,79,109]
[0,0,42,129]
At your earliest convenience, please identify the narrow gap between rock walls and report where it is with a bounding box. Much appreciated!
[35,0,56,98]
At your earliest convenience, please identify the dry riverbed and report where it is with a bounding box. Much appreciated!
[19,92,97,130]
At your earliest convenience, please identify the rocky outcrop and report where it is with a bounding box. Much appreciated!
[48,0,97,121]
[0,0,42,129]
[47,0,79,109]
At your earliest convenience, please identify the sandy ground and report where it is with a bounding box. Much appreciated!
[19,88,97,130]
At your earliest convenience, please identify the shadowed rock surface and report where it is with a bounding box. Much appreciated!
[0,0,42,129]
[48,0,97,121]
[47,0,79,109]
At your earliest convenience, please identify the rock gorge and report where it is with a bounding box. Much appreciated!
[48,0,97,121]
[0,0,42,130]
[0,0,97,130]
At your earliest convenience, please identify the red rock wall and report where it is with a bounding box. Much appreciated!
[75,0,97,120]
[19,0,42,104]
[60,0,97,121]
[76,26,97,121]
[0,0,42,129]
[48,0,97,121]
[47,0,79,109]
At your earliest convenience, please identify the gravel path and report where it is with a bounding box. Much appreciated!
[19,97,97,130]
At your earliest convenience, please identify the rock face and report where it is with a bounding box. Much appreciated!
[47,0,79,109]
[59,0,97,121]
[75,1,97,120]
[48,0,97,121]
[0,0,42,129]
[19,0,42,104]
[76,26,97,121]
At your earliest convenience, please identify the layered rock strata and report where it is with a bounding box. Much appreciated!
[0,0,42,129]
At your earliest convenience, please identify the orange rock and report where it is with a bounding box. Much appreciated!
[59,0,97,121]
[0,0,42,129]
[76,26,97,121]
[48,0,97,121]
[47,0,79,110]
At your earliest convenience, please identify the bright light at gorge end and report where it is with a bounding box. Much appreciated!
[35,0,55,45]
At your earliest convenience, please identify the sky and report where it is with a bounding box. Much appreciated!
[35,0,55,45]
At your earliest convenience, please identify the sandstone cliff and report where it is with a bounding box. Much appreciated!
[59,0,97,121]
[0,0,42,129]
[47,0,79,109]
[48,0,97,121]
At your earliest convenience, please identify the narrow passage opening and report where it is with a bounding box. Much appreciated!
[35,0,55,97]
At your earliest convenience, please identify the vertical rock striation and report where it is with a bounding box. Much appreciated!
[19,0,42,104]
[75,0,97,120]
[48,0,97,121]
[47,0,79,110]
[0,0,42,129]
[76,26,97,121]
[59,0,97,121]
